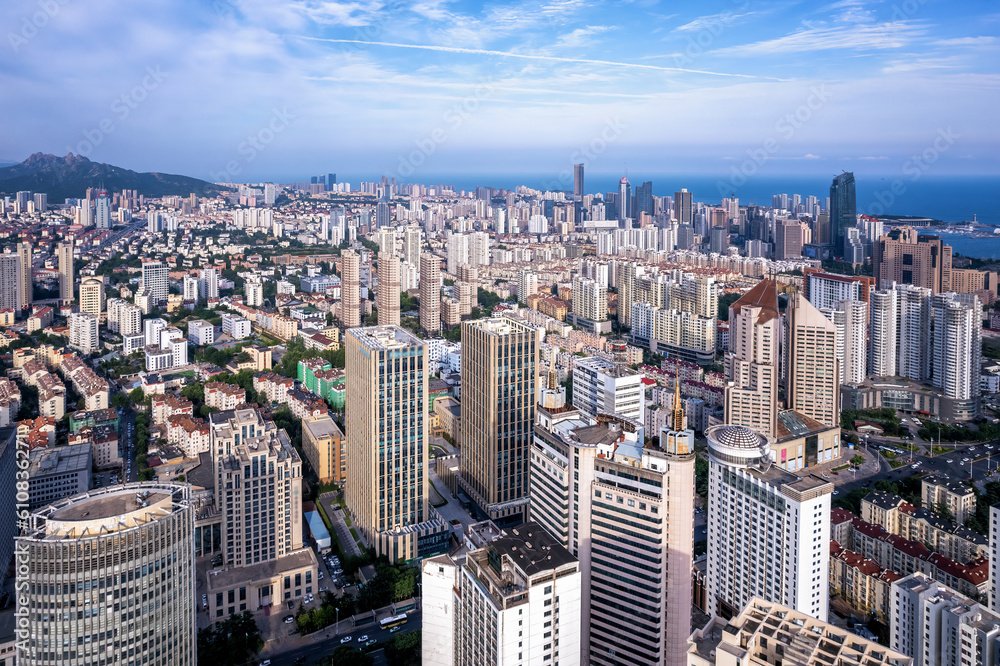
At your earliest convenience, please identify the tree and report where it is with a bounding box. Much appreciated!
[129,388,145,404]
[319,645,373,666]
[111,392,130,411]
[383,631,421,666]
[196,611,264,665]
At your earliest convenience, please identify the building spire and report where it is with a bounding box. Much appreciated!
[547,346,558,392]
[671,355,685,432]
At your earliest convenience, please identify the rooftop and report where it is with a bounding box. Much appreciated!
[489,521,577,578]
[348,324,423,351]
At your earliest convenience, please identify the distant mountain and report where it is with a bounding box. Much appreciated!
[0,153,231,201]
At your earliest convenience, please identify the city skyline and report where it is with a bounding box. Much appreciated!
[2,0,998,181]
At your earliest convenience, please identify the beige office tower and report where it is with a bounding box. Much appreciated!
[875,226,953,294]
[345,326,449,562]
[376,254,400,326]
[786,293,840,428]
[17,242,31,311]
[459,317,538,524]
[79,276,105,317]
[57,241,74,302]
[724,279,779,437]
[419,253,441,334]
[530,374,695,666]
[16,483,196,666]
[339,249,361,328]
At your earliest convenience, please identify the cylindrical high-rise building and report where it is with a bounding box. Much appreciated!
[16,483,196,666]
[340,249,361,328]
[376,254,401,326]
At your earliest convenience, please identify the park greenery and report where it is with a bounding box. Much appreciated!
[196,611,263,666]
[840,407,909,438]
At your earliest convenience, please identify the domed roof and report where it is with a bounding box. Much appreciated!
[714,425,764,450]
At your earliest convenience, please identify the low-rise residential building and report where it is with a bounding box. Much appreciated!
[0,378,21,427]
[152,394,195,425]
[204,382,246,411]
[301,414,345,484]
[221,313,251,339]
[829,541,902,623]
[188,320,215,346]
[166,415,211,457]
[922,475,977,525]
[253,372,294,405]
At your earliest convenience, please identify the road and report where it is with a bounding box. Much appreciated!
[265,612,421,665]
[120,407,138,483]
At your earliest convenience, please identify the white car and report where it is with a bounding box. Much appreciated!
[340,636,353,644]
[358,635,368,642]
[260,661,271,666]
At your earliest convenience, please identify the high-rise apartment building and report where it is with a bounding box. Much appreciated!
[199,267,219,300]
[16,483,197,666]
[183,274,199,303]
[345,326,449,561]
[674,188,693,225]
[932,292,982,404]
[839,300,867,385]
[897,283,932,381]
[830,171,856,251]
[376,254,401,326]
[786,293,840,428]
[706,423,833,620]
[69,312,99,354]
[529,379,694,665]
[339,249,361,328]
[0,252,23,313]
[422,521,582,666]
[875,226,953,294]
[57,241,74,302]
[79,276,104,317]
[141,261,169,307]
[893,572,1000,666]
[803,268,874,310]
[724,279,780,437]
[17,242,31,312]
[95,189,111,229]
[245,278,263,307]
[572,355,644,422]
[459,317,537,524]
[518,270,537,305]
[402,225,421,265]
[571,276,607,323]
[419,253,441,334]
[869,288,898,377]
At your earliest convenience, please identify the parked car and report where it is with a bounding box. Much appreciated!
[283,615,295,624]
[340,636,353,644]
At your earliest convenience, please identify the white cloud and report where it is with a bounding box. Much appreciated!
[933,36,997,46]
[554,25,614,49]
[673,11,753,33]
[715,21,926,56]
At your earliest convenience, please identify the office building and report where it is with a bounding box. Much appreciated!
[345,326,449,562]
[706,423,833,620]
[572,355,644,422]
[340,249,361,328]
[869,288,898,377]
[875,226,953,294]
[419,253,441,334]
[688,597,913,666]
[724,279,780,437]
[932,292,982,403]
[459,318,538,524]
[57,241,74,302]
[141,261,169,307]
[79,276,104,317]
[422,521,581,666]
[529,374,694,666]
[618,176,632,225]
[17,242,31,312]
[674,188,693,225]
[0,253,22,313]
[786,293,840,428]
[69,312,99,355]
[199,267,219,300]
[574,163,585,198]
[376,254,401,326]
[27,442,92,510]
[302,414,345,485]
[830,172,856,250]
[893,572,1000,666]
[16,483,196,666]
[775,218,805,259]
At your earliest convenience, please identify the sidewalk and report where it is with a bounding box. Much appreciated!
[318,492,363,557]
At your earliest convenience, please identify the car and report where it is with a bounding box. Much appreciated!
[831,472,839,475]
[390,626,401,633]
[365,639,377,647]
[963,458,971,462]
[911,464,919,469]
[947,459,954,463]
[283,615,295,624]
[318,572,324,579]
[260,661,271,666]
[319,586,328,592]
[822,473,830,478]
[359,635,368,642]
[201,594,208,608]
[286,600,295,610]
[340,636,353,644]
[833,491,840,495]
[294,658,306,665]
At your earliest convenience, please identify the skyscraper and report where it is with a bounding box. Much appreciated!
[830,171,856,250]
[183,274,199,302]
[459,317,538,524]
[932,292,982,404]
[419,253,441,335]
[57,241,74,302]
[95,189,111,229]
[617,177,632,226]
[345,326,449,561]
[786,293,840,428]
[517,270,537,305]
[376,254,401,326]
[141,261,169,307]
[199,266,219,300]
[16,483,197,666]
[897,283,932,381]
[724,279,780,437]
[17,242,31,312]
[635,180,653,217]
[775,218,805,259]
[875,226,953,294]
[340,249,361,328]
[79,276,104,317]
[673,188,693,225]
[706,423,833,620]
[402,225,421,265]
[0,252,23,313]
[868,289,898,378]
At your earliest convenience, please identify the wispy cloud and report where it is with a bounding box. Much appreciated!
[673,11,754,33]
[291,36,785,79]
[553,25,615,49]
[933,36,997,46]
[715,21,927,56]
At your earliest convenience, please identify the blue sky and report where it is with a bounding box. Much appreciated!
[1,0,998,184]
